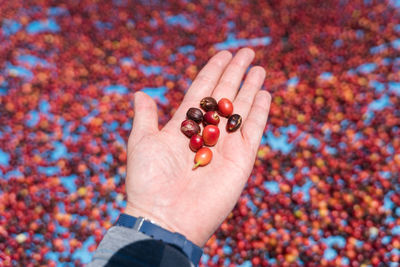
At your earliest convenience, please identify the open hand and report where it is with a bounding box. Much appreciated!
[125,47,271,247]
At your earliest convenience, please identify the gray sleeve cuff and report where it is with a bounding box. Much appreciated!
[87,226,194,267]
[87,226,152,266]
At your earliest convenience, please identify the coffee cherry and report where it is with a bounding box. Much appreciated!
[181,119,200,137]
[203,125,220,146]
[193,147,212,169]
[186,108,203,124]
[218,98,233,117]
[200,97,218,111]
[189,134,203,152]
[227,114,242,132]
[203,111,220,125]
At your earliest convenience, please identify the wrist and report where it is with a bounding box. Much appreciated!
[118,210,203,265]
[124,205,178,237]
[124,203,207,247]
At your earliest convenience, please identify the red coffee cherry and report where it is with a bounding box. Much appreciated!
[218,98,233,117]
[203,111,220,125]
[203,125,220,146]
[193,147,212,169]
[189,134,203,152]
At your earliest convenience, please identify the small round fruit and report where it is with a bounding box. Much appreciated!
[203,125,220,146]
[227,114,242,132]
[186,108,203,124]
[200,97,218,111]
[203,111,220,125]
[218,98,233,117]
[193,147,213,169]
[189,134,203,152]
[181,119,200,137]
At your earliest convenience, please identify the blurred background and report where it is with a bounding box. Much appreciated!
[1,0,400,266]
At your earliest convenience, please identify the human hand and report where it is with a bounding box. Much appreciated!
[125,47,271,247]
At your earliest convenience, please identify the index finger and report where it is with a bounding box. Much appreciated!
[183,50,232,103]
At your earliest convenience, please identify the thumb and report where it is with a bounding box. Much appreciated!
[129,91,159,148]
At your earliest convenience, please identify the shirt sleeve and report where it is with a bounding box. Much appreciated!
[87,225,194,267]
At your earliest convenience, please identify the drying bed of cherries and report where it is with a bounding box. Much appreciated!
[1,0,400,266]
[180,97,241,169]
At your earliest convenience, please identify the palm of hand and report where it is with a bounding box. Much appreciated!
[125,48,271,247]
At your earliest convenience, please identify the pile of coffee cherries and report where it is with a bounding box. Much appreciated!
[180,97,242,169]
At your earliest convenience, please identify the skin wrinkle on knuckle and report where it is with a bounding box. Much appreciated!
[210,58,226,68]
[256,92,271,105]
[253,104,268,115]
[248,66,265,78]
[136,104,155,112]
[250,75,264,86]
[246,115,266,129]
[241,127,256,154]
[242,79,262,90]
[216,79,236,91]
[229,59,248,69]
[235,97,253,108]
[194,74,214,86]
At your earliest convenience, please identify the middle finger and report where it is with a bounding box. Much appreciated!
[211,47,255,102]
